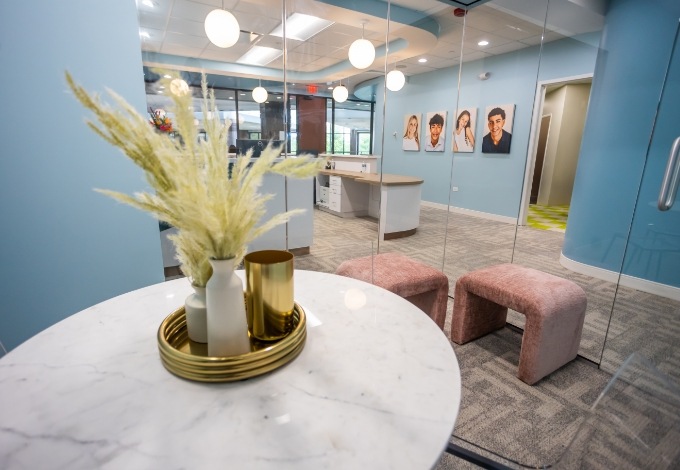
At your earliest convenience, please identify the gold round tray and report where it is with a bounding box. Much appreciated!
[157,303,306,382]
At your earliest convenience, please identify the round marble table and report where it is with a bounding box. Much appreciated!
[0,270,461,469]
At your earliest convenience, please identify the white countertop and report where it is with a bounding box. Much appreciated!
[319,154,380,159]
[0,270,460,469]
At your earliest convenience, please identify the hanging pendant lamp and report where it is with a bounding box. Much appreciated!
[333,81,348,103]
[252,80,268,103]
[348,23,375,69]
[205,7,240,48]
[386,70,405,92]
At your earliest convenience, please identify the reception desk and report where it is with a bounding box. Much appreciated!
[317,169,423,240]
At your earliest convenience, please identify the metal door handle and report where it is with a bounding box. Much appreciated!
[658,136,680,211]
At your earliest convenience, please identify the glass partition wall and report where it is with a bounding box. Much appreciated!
[138,0,680,466]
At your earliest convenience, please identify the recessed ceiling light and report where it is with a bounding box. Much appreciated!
[236,46,283,65]
[270,13,334,41]
[418,58,427,63]
[478,40,489,46]
[139,31,150,39]
[239,93,245,96]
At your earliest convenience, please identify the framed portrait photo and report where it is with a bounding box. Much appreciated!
[482,104,515,154]
[452,107,477,153]
[402,113,421,151]
[424,111,447,152]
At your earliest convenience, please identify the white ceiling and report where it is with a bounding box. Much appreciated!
[137,0,604,94]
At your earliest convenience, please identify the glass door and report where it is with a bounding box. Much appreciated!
[601,16,680,379]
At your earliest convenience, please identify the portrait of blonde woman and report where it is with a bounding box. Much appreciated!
[453,108,476,153]
[402,114,421,151]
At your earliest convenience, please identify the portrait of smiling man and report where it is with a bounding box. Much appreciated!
[424,111,447,152]
[482,105,514,154]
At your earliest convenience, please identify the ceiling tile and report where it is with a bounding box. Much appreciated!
[233,1,282,20]
[164,31,210,48]
[233,11,281,35]
[160,43,205,57]
[139,27,165,42]
[484,41,529,56]
[310,56,341,69]
[171,0,215,23]
[461,51,491,62]
[519,30,566,46]
[166,17,207,37]
[307,28,354,47]
[292,41,339,58]
[138,11,169,31]
[201,42,252,60]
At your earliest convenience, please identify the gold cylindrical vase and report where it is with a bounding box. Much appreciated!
[244,250,295,341]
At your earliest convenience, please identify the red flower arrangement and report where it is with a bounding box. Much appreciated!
[149,107,173,133]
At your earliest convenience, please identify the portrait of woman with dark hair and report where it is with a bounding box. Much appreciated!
[453,108,476,153]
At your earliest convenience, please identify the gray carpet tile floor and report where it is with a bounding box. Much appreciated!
[164,205,679,467]
[293,206,679,467]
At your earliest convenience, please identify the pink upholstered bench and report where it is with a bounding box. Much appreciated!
[451,263,587,385]
[335,253,448,330]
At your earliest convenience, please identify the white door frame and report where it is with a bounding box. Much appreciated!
[518,73,593,225]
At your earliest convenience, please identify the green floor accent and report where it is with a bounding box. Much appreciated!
[527,204,569,232]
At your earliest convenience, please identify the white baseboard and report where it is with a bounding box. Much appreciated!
[560,253,680,301]
[421,201,517,225]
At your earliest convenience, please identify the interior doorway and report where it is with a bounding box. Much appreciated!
[519,74,593,228]
[530,114,552,204]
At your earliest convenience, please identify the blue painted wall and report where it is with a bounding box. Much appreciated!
[0,0,164,350]
[375,34,600,219]
[563,0,680,287]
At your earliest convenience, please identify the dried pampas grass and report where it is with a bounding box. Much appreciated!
[66,71,325,286]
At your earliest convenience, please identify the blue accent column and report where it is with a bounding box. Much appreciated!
[0,0,164,350]
[563,0,680,287]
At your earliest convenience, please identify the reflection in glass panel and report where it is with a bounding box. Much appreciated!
[334,100,373,155]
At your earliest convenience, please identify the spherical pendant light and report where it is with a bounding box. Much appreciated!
[386,70,406,91]
[332,85,348,103]
[252,86,268,103]
[348,38,375,69]
[170,78,190,96]
[204,9,240,48]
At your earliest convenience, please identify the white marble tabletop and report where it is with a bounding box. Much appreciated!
[0,270,461,469]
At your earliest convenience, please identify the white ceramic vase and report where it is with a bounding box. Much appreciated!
[206,258,251,357]
[185,284,207,343]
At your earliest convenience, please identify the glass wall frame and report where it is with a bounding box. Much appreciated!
[137,0,680,466]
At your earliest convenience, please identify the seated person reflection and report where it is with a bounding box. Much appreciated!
[482,107,512,154]
[425,113,445,152]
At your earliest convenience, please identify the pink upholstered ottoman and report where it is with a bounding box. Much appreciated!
[451,263,587,385]
[335,253,448,330]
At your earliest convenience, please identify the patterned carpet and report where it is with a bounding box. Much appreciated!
[293,205,680,468]
[163,205,678,467]
[527,204,569,232]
